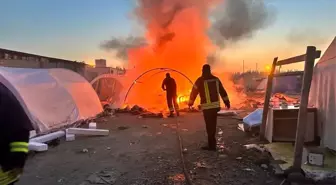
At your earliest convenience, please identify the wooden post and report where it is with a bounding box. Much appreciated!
[259,57,278,140]
[292,46,317,170]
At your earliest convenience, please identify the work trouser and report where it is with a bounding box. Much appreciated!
[166,93,179,114]
[203,108,220,149]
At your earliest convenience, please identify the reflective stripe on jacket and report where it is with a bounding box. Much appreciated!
[189,75,229,110]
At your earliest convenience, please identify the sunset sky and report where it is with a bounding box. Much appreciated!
[0,0,335,72]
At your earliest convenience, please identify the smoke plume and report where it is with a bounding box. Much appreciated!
[210,0,275,47]
[100,36,147,60]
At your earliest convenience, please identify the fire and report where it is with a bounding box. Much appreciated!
[119,0,241,111]
[177,95,189,104]
[265,65,271,73]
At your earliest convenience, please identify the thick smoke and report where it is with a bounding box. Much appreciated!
[210,0,275,47]
[100,36,147,60]
[101,0,275,62]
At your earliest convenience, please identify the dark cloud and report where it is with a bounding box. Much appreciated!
[100,36,147,60]
[210,0,276,47]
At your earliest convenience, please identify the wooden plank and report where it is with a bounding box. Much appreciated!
[293,46,317,170]
[276,54,306,66]
[276,50,321,66]
[260,57,278,140]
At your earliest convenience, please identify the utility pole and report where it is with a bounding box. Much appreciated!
[242,60,245,74]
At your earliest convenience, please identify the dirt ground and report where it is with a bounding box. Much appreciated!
[18,112,283,185]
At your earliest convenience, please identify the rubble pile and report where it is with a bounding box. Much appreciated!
[236,93,300,110]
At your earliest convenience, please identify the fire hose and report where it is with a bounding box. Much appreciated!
[174,116,194,185]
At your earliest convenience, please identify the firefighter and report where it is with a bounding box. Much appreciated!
[0,83,33,185]
[162,73,179,117]
[188,64,230,151]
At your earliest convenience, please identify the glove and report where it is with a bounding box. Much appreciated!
[224,100,230,109]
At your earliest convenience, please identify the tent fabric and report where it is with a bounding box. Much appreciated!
[0,67,103,133]
[309,37,336,151]
[91,74,123,106]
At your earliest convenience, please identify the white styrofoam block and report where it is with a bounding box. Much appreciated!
[308,153,324,166]
[30,131,65,143]
[89,122,97,129]
[29,130,37,138]
[28,142,48,152]
[66,134,75,141]
[67,128,109,136]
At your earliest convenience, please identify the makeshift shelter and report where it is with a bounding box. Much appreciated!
[309,37,336,151]
[256,72,303,94]
[90,74,123,108]
[0,67,103,133]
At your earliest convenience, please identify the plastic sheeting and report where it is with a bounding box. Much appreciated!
[0,67,103,133]
[309,37,336,150]
[90,74,124,106]
[242,108,263,131]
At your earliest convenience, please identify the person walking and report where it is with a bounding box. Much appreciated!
[0,83,33,184]
[188,64,230,151]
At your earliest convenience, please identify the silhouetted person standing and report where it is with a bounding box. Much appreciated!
[162,73,179,117]
[188,64,230,151]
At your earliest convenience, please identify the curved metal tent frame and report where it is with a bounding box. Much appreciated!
[123,68,194,103]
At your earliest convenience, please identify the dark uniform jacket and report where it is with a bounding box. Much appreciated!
[0,83,33,184]
[189,73,230,110]
[161,77,177,96]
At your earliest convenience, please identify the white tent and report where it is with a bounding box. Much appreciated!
[309,37,336,150]
[0,67,103,133]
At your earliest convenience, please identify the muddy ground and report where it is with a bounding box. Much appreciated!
[18,112,284,185]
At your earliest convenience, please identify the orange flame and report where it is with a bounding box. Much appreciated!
[120,0,243,111]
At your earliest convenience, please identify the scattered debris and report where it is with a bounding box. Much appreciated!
[182,148,188,153]
[244,144,265,152]
[242,108,263,132]
[65,133,75,142]
[67,128,109,136]
[169,174,185,182]
[243,168,255,172]
[30,131,65,143]
[140,112,163,118]
[261,164,268,169]
[218,110,238,116]
[28,142,48,152]
[195,162,207,169]
[29,130,37,139]
[89,122,97,129]
[118,126,130,130]
[218,154,227,158]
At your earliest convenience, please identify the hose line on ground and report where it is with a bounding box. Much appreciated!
[175,116,194,185]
